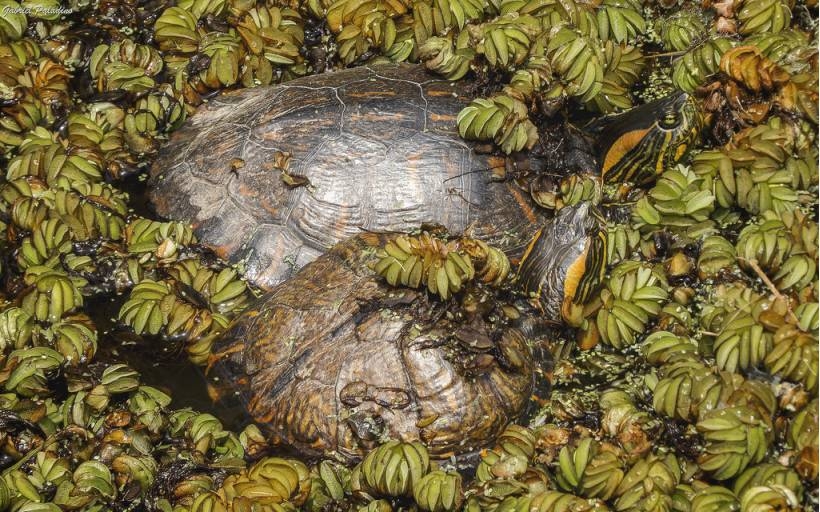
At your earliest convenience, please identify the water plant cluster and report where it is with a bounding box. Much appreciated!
[0,0,815,510]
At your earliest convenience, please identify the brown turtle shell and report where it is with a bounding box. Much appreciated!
[208,232,537,461]
[149,63,547,290]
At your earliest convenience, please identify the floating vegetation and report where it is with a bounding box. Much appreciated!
[373,233,478,300]
[0,0,814,510]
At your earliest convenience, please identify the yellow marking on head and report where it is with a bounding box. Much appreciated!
[519,228,543,277]
[602,128,650,174]
[675,142,688,161]
[654,131,674,176]
[560,243,590,321]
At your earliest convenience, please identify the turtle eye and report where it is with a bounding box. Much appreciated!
[659,109,680,129]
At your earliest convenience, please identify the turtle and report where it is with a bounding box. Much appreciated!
[148,63,703,290]
[208,202,603,461]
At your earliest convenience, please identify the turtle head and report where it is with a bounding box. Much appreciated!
[517,202,607,326]
[595,91,704,185]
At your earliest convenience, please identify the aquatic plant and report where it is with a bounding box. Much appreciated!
[0,0,813,510]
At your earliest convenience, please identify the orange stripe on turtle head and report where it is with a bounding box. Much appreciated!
[601,128,650,175]
[560,243,589,323]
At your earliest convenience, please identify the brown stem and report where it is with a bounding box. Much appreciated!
[645,50,688,59]
[738,257,799,324]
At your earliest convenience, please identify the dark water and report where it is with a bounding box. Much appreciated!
[89,292,251,432]
[92,172,252,432]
